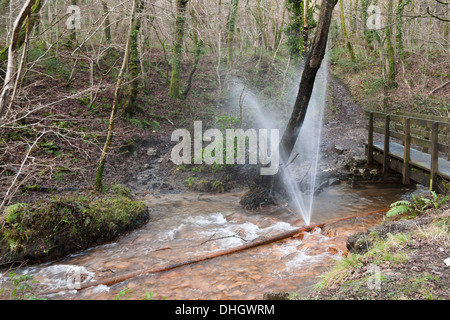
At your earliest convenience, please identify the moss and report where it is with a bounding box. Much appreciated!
[184,176,198,189]
[0,187,148,265]
[4,203,28,224]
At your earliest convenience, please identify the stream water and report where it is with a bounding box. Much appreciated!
[0,182,419,300]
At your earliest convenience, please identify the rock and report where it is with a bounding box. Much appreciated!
[328,247,339,254]
[263,292,290,300]
[334,145,346,155]
[314,178,341,195]
[352,156,367,167]
[147,147,158,157]
[328,178,341,187]
[293,233,305,240]
[346,233,371,254]
[119,139,137,156]
[444,258,450,267]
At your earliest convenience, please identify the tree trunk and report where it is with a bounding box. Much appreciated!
[385,0,396,88]
[0,0,37,120]
[94,0,139,191]
[0,0,41,65]
[339,0,356,61]
[255,0,269,50]
[361,0,375,52]
[226,0,239,70]
[396,0,411,59]
[302,0,309,59]
[240,0,336,210]
[279,0,338,163]
[101,0,115,76]
[169,0,189,99]
[69,0,78,46]
[123,0,144,117]
[353,0,359,34]
[181,30,204,99]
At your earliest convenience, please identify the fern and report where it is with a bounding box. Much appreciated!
[387,200,413,217]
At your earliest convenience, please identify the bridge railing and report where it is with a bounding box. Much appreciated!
[365,111,450,191]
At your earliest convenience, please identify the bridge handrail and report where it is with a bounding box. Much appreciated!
[365,111,450,191]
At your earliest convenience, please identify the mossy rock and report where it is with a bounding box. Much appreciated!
[0,189,149,266]
[195,180,213,192]
[239,183,274,210]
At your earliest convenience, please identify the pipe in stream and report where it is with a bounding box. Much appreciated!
[42,208,389,295]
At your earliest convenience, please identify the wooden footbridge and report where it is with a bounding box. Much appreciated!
[365,111,450,192]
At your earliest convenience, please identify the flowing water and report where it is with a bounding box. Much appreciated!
[0,183,418,300]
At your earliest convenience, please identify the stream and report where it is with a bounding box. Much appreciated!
[0,182,420,300]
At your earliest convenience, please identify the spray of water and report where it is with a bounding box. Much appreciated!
[229,55,329,226]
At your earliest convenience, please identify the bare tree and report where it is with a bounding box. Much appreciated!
[280,0,338,162]
[0,0,38,120]
[94,0,139,191]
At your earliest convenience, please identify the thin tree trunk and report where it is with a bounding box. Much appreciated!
[255,0,269,50]
[0,0,37,120]
[353,0,359,35]
[339,0,356,61]
[396,0,411,59]
[94,0,139,191]
[123,0,144,117]
[7,11,32,119]
[280,0,338,162]
[226,0,239,70]
[181,30,203,99]
[101,0,115,78]
[386,0,396,88]
[302,0,309,59]
[169,0,189,99]
[0,0,41,64]
[69,0,78,46]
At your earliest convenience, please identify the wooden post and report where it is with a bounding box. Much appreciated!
[403,118,411,185]
[368,112,374,165]
[430,122,439,192]
[383,114,390,178]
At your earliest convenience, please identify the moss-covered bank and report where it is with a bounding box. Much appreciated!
[0,186,149,266]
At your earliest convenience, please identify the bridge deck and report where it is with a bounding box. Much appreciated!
[373,141,450,180]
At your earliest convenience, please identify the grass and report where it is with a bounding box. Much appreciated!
[310,205,449,300]
[313,232,414,292]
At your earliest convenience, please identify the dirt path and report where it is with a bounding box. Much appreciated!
[314,74,370,181]
[324,74,367,155]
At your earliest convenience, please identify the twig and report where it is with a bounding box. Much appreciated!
[0,129,46,213]
[428,79,450,96]
[199,232,249,245]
